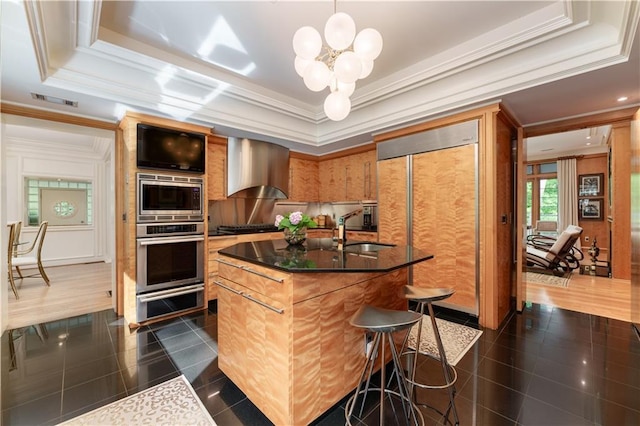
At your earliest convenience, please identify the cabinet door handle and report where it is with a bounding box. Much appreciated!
[242,266,284,283]
[216,257,241,268]
[243,293,284,314]
[214,280,243,295]
[216,258,284,283]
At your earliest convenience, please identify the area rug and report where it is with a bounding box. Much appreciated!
[525,271,570,288]
[406,316,483,366]
[58,375,216,425]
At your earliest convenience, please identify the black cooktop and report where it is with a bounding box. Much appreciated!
[217,224,279,235]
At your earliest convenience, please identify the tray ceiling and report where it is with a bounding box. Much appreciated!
[1,0,638,154]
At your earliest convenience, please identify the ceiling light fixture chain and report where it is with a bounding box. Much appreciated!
[292,1,382,121]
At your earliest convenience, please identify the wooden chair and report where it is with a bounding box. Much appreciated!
[6,222,20,298]
[12,221,50,289]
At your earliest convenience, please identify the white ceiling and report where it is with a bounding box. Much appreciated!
[1,0,639,156]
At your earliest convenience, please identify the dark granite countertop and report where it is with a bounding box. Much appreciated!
[218,238,433,273]
[208,226,377,237]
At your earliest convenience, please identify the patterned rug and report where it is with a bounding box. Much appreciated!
[525,271,570,287]
[58,375,216,425]
[406,316,483,366]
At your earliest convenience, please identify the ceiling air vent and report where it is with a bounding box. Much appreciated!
[31,93,78,107]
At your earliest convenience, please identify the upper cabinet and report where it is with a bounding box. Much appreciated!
[289,156,319,202]
[207,135,227,200]
[319,149,377,202]
[348,150,376,200]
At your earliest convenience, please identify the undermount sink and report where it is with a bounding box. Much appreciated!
[343,242,395,252]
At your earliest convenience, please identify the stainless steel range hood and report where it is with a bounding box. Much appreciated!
[227,137,289,199]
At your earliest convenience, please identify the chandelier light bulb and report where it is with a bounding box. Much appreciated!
[329,76,356,97]
[359,59,374,79]
[337,81,356,97]
[353,28,383,61]
[293,26,322,60]
[324,12,356,50]
[303,60,331,91]
[294,56,311,77]
[324,92,351,121]
[334,51,362,84]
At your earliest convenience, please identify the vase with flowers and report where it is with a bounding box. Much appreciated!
[275,211,317,245]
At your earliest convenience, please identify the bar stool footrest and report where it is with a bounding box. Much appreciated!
[345,387,425,426]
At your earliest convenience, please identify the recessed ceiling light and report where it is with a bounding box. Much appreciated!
[617,96,628,102]
[586,135,591,139]
[586,142,591,146]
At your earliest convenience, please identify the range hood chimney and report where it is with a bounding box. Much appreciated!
[227,137,289,199]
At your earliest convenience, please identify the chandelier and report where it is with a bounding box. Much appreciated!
[292,3,382,121]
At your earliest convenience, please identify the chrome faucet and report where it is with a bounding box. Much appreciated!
[337,208,363,250]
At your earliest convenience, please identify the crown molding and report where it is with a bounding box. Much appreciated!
[23,0,639,153]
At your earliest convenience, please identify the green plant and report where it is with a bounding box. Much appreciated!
[274,211,318,232]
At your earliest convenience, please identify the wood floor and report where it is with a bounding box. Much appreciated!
[6,262,631,330]
[7,262,113,329]
[525,270,631,323]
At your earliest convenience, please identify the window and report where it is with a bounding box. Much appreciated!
[526,162,558,228]
[25,178,92,226]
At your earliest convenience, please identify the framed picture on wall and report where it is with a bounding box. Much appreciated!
[578,173,604,197]
[579,198,603,220]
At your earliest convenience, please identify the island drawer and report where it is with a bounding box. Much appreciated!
[217,256,291,304]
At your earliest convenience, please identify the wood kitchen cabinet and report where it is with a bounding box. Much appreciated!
[115,111,213,326]
[207,135,227,200]
[307,229,334,238]
[289,156,319,201]
[346,230,377,241]
[318,148,377,201]
[207,232,282,301]
[346,150,376,200]
[207,235,237,301]
[318,156,345,201]
[216,253,409,425]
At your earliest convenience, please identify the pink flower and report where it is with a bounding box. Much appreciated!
[274,214,284,227]
[289,211,303,225]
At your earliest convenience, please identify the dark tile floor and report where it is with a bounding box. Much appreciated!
[2,301,639,425]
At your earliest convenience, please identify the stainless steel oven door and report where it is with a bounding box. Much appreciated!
[136,234,205,293]
[136,284,205,322]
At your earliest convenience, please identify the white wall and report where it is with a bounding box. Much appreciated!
[3,116,114,268]
[1,117,9,332]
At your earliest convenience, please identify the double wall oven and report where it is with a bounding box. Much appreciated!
[136,173,206,322]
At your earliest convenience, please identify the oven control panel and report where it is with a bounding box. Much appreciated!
[137,222,204,238]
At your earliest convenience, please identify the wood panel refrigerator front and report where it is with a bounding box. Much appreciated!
[412,144,477,312]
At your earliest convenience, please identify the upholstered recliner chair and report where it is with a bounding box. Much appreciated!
[526,225,584,275]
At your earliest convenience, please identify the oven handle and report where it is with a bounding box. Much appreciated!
[138,235,205,245]
[214,280,284,314]
[216,258,284,283]
[138,284,204,302]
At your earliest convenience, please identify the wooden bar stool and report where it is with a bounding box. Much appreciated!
[402,286,459,425]
[345,305,424,426]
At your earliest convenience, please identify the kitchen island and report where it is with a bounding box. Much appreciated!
[216,238,433,425]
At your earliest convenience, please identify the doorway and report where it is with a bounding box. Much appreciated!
[519,112,634,322]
